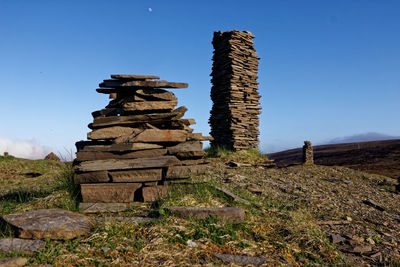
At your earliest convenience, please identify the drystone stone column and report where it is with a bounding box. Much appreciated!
[302,141,314,164]
[209,30,261,151]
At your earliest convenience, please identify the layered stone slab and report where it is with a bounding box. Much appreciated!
[167,141,203,154]
[74,156,181,172]
[123,100,177,111]
[80,183,141,203]
[135,89,177,101]
[75,148,167,161]
[74,74,210,204]
[165,165,208,179]
[110,74,160,80]
[142,185,167,202]
[130,129,187,143]
[88,126,140,140]
[74,171,109,184]
[99,79,188,89]
[91,106,187,128]
[110,169,162,182]
[1,209,91,240]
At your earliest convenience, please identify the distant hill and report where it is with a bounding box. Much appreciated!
[268,139,400,179]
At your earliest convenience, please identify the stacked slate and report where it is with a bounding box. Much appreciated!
[302,141,314,164]
[209,30,261,151]
[73,74,211,203]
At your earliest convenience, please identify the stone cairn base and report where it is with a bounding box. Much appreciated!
[209,30,261,151]
[73,74,211,205]
[302,141,314,164]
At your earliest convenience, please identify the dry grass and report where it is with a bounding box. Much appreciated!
[2,152,399,265]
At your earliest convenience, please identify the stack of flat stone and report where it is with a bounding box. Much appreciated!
[209,30,261,151]
[302,140,314,164]
[74,74,211,205]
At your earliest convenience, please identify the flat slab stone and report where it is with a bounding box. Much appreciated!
[110,74,160,80]
[79,203,130,213]
[74,156,181,172]
[142,186,167,202]
[0,257,28,267]
[214,254,266,266]
[0,238,45,254]
[110,169,162,182]
[123,100,177,111]
[168,207,245,223]
[74,171,110,184]
[81,183,142,203]
[165,165,208,179]
[1,209,91,240]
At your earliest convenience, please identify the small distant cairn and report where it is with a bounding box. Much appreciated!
[302,141,314,164]
[73,74,211,204]
[3,152,9,157]
[209,30,261,151]
[44,152,60,162]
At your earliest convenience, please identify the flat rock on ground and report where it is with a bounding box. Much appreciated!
[0,238,45,254]
[0,257,28,267]
[1,209,91,240]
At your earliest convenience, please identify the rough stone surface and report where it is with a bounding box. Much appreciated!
[165,165,208,179]
[79,203,130,213]
[302,140,314,164]
[0,238,45,254]
[44,152,60,161]
[1,209,91,240]
[209,30,261,151]
[74,171,110,184]
[214,254,266,266]
[142,186,167,202]
[169,207,245,223]
[74,74,210,204]
[81,183,141,203]
[110,169,162,182]
[0,257,28,267]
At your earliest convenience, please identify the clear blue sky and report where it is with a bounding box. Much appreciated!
[0,0,399,158]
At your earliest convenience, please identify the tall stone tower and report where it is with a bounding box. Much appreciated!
[209,30,261,151]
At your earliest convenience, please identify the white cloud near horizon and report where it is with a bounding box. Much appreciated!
[0,136,52,160]
[326,132,400,145]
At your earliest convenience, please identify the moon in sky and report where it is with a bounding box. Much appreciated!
[148,8,152,12]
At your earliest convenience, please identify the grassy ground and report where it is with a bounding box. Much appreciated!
[0,151,399,266]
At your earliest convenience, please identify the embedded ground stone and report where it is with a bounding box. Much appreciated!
[1,209,91,240]
[0,238,45,254]
[0,257,28,267]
